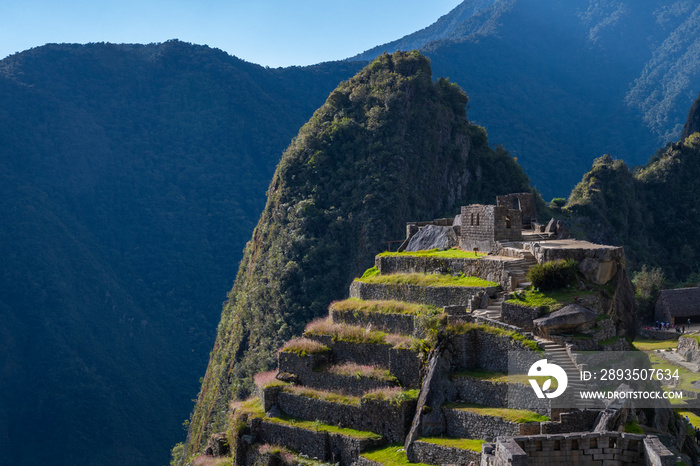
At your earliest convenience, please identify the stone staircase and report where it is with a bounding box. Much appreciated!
[535,338,601,410]
[472,251,536,321]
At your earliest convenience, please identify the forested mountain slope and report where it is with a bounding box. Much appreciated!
[184,51,537,460]
[0,40,362,466]
[351,0,700,199]
[564,93,700,285]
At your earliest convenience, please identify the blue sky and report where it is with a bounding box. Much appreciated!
[0,0,462,66]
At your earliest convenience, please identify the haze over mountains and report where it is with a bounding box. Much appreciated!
[2,1,700,465]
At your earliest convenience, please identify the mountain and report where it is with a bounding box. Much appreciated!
[564,92,700,287]
[350,0,700,200]
[182,51,538,461]
[0,40,362,466]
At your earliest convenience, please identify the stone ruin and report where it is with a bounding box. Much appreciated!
[197,193,691,466]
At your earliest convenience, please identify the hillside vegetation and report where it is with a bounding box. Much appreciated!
[184,51,536,458]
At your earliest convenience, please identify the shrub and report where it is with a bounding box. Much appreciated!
[361,266,380,279]
[527,259,578,291]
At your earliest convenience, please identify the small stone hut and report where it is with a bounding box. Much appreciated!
[459,204,522,253]
[655,287,700,325]
[496,192,536,227]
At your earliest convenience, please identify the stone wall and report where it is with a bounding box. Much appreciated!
[678,335,700,363]
[480,431,677,466]
[273,390,416,444]
[251,419,385,465]
[277,351,398,396]
[298,337,422,388]
[448,330,539,373]
[539,410,600,434]
[330,307,417,336]
[501,302,546,330]
[451,375,550,417]
[411,440,481,465]
[460,205,523,253]
[443,407,540,441]
[496,193,536,226]
[375,255,507,288]
[349,281,498,310]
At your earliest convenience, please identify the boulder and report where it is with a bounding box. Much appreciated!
[405,224,458,251]
[533,304,597,333]
[555,220,570,239]
[545,218,557,234]
[578,257,618,285]
[204,432,230,457]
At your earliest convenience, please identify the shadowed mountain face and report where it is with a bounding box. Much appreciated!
[564,93,700,284]
[183,51,538,460]
[0,40,362,466]
[351,0,700,199]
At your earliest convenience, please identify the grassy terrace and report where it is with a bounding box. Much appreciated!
[355,272,497,288]
[232,398,383,440]
[304,317,422,350]
[444,402,550,423]
[330,298,442,316]
[279,337,332,357]
[452,369,557,388]
[282,384,419,407]
[419,437,486,451]
[448,322,542,353]
[362,445,431,466]
[378,248,487,259]
[505,287,595,311]
[631,339,678,351]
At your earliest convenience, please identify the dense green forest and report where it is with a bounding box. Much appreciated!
[183,50,538,461]
[352,0,700,199]
[0,40,362,465]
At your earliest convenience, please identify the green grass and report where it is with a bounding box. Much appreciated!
[267,414,383,440]
[304,317,424,351]
[355,272,497,288]
[279,337,332,357]
[445,403,550,423]
[363,388,419,405]
[324,362,397,382]
[625,421,644,434]
[505,288,594,312]
[361,266,380,279]
[378,248,487,259]
[452,370,557,388]
[330,298,441,316]
[675,410,700,429]
[283,385,360,407]
[361,445,432,466]
[632,339,677,351]
[420,437,486,451]
[645,353,700,405]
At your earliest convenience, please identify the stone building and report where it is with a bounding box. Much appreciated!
[459,204,522,253]
[655,287,700,325]
[496,192,536,227]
